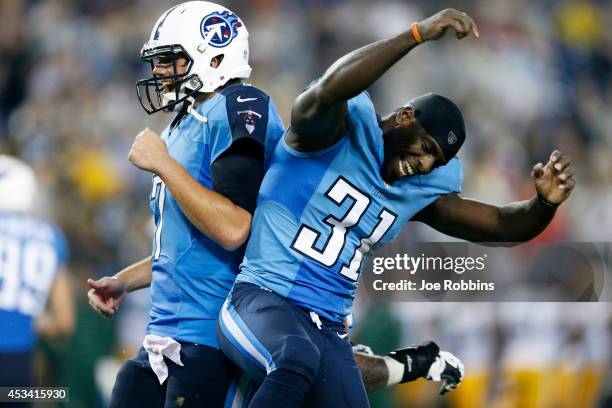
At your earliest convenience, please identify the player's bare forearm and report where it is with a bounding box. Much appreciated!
[287,32,417,151]
[157,157,251,250]
[128,128,251,249]
[289,31,420,151]
[299,9,478,109]
[414,193,556,245]
[88,259,151,317]
[288,9,478,151]
[314,32,418,107]
[496,196,556,242]
[415,150,574,245]
[355,352,389,393]
[115,256,152,292]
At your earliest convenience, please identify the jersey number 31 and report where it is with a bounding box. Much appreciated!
[291,176,397,281]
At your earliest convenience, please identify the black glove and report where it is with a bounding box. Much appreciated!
[388,341,464,395]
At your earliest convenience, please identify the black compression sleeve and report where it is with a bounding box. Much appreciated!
[211,140,264,215]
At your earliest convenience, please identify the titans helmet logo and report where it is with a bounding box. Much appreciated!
[200,11,243,48]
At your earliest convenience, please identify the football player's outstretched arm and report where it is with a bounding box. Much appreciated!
[286,9,478,152]
[413,150,575,244]
[355,352,389,393]
[355,342,465,395]
[87,257,152,317]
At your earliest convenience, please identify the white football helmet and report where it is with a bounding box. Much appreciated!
[0,155,37,213]
[137,1,252,114]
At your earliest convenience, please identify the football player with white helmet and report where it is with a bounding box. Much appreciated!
[88,2,285,407]
[87,2,465,407]
[135,1,251,114]
[0,156,74,394]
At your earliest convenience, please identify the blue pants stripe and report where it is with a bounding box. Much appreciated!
[219,299,276,374]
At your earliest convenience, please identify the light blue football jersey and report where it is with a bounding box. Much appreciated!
[0,211,68,352]
[237,92,463,322]
[148,84,284,347]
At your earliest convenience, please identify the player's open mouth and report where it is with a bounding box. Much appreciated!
[398,158,415,177]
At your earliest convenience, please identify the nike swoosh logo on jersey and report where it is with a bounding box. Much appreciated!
[237,96,258,102]
[337,332,349,339]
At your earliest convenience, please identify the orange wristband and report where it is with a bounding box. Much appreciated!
[411,22,423,44]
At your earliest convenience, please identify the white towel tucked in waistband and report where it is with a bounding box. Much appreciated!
[142,334,184,384]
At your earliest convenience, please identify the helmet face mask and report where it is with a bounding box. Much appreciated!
[136,44,203,114]
[137,2,251,115]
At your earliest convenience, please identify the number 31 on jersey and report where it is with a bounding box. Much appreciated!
[291,176,397,281]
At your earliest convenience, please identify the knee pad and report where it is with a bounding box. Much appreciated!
[273,335,321,382]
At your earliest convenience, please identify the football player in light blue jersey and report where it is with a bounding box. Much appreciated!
[0,156,74,396]
[88,3,467,406]
[218,9,575,407]
[86,2,285,407]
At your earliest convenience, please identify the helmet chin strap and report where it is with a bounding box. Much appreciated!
[161,88,207,123]
[184,96,207,123]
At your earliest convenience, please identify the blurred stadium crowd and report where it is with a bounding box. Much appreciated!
[0,0,611,407]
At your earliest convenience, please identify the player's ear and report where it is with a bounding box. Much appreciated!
[210,55,225,68]
[395,106,415,125]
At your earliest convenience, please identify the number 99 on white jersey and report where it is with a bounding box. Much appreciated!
[0,213,67,317]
